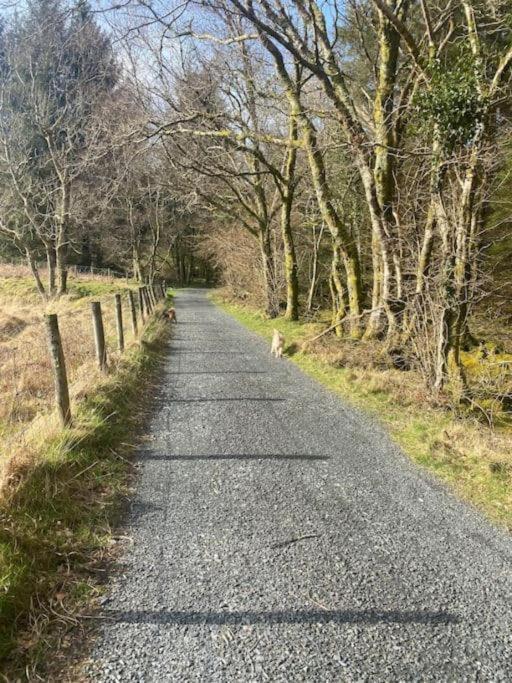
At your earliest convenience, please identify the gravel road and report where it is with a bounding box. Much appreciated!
[85,288,512,682]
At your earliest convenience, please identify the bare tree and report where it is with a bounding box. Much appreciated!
[0,0,118,296]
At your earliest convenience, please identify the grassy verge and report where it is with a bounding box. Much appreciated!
[0,272,145,469]
[0,310,170,680]
[214,295,512,531]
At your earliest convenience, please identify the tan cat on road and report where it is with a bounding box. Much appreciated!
[271,329,285,358]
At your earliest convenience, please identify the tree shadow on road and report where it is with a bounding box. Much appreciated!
[166,397,286,403]
[99,608,460,626]
[165,370,268,375]
[137,452,329,461]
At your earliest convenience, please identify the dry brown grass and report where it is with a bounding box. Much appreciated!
[0,266,144,477]
[0,310,170,678]
[312,336,512,522]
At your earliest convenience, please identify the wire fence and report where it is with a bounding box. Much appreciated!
[1,260,132,281]
[0,281,167,461]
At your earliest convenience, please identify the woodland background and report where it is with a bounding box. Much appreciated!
[0,0,511,404]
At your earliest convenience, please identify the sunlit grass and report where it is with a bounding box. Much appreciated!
[0,271,145,468]
[0,312,170,679]
[0,265,171,676]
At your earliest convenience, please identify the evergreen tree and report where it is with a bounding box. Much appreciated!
[0,0,118,295]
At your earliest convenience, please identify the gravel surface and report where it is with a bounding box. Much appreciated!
[85,289,512,682]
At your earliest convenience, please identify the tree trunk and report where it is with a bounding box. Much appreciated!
[363,229,383,339]
[259,226,279,318]
[434,298,467,399]
[372,0,405,339]
[179,253,186,285]
[358,162,397,339]
[56,180,71,295]
[435,133,483,396]
[416,206,436,296]
[185,255,193,285]
[26,248,47,300]
[262,42,363,335]
[57,251,68,295]
[46,244,57,297]
[188,251,195,283]
[281,104,300,320]
[300,112,362,337]
[330,239,347,335]
[432,201,467,395]
[281,204,299,321]
[402,136,445,343]
[460,207,483,349]
[306,222,324,313]
[133,247,143,283]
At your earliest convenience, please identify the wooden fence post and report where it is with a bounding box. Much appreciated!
[91,301,107,372]
[45,314,71,426]
[115,293,124,353]
[138,287,146,322]
[128,290,138,335]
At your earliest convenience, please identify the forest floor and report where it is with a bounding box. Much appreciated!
[84,288,512,681]
[0,266,171,678]
[214,292,512,532]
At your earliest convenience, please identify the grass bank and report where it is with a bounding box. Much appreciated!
[0,308,170,680]
[0,268,143,460]
[214,296,512,532]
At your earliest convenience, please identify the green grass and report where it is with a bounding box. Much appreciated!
[0,276,42,301]
[68,280,133,299]
[0,274,138,304]
[0,311,170,679]
[214,296,512,531]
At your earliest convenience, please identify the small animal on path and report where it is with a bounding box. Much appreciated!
[166,307,177,323]
[271,328,285,358]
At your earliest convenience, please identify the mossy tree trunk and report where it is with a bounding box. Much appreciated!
[300,112,362,337]
[371,0,404,339]
[363,231,383,339]
[255,37,363,336]
[259,223,279,318]
[330,239,347,335]
[432,150,480,396]
[306,222,324,313]
[281,100,300,321]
